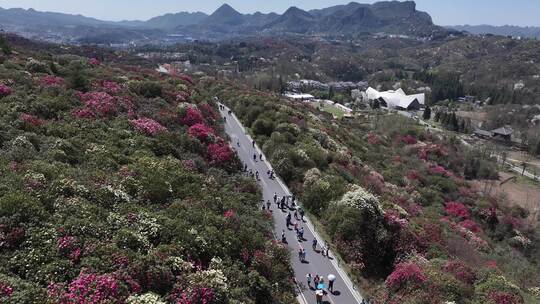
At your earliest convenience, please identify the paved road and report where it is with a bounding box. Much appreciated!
[219,104,364,304]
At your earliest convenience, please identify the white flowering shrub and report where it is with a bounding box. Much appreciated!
[5,135,36,161]
[188,268,228,294]
[126,293,166,304]
[335,187,382,215]
[303,168,322,188]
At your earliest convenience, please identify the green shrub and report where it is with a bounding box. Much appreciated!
[0,192,46,223]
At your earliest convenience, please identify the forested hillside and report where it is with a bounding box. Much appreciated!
[0,35,296,303]
[213,81,540,304]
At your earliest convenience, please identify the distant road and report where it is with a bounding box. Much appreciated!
[493,155,540,182]
[219,103,364,304]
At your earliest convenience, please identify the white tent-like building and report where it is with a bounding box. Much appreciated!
[284,92,315,101]
[366,87,425,110]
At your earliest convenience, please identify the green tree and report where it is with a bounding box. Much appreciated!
[328,86,335,100]
[423,106,432,120]
[252,118,275,137]
[0,35,11,55]
[50,61,59,75]
[67,61,90,91]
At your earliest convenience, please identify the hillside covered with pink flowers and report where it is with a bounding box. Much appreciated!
[0,35,296,303]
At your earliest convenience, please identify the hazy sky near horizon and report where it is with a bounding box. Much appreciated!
[0,0,538,26]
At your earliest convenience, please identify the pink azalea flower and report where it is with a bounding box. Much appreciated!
[72,108,96,119]
[406,170,421,181]
[130,117,167,136]
[101,81,121,94]
[385,262,426,291]
[77,91,118,117]
[459,219,482,233]
[39,75,65,87]
[171,287,215,304]
[20,113,45,126]
[198,103,218,120]
[89,58,101,66]
[180,107,205,126]
[367,133,381,145]
[488,291,522,304]
[207,142,232,165]
[0,281,13,299]
[224,210,235,218]
[443,260,477,284]
[445,202,471,219]
[176,91,191,102]
[48,271,122,304]
[188,123,215,142]
[0,84,12,97]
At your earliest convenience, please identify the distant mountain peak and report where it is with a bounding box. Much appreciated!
[283,6,312,17]
[212,3,241,17]
[205,3,244,26]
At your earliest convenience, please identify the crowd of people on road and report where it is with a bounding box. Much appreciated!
[221,103,369,304]
[305,273,338,303]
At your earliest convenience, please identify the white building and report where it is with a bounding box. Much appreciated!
[366,87,425,110]
[284,93,315,101]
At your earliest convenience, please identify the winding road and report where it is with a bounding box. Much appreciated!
[219,103,364,304]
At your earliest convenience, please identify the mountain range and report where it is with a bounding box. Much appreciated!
[448,24,540,39]
[0,1,453,44]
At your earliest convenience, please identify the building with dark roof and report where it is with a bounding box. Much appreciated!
[473,128,493,139]
[491,126,513,141]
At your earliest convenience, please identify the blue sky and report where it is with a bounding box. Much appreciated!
[0,0,539,26]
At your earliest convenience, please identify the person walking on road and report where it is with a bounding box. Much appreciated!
[286,213,292,228]
[273,193,277,203]
[253,153,257,162]
[259,153,263,161]
[316,290,323,304]
[325,242,330,258]
[252,140,255,147]
[266,200,271,211]
[299,207,305,221]
[314,275,320,287]
[312,239,318,251]
[328,274,336,293]
[281,230,286,243]
[306,273,312,287]
[298,227,304,241]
